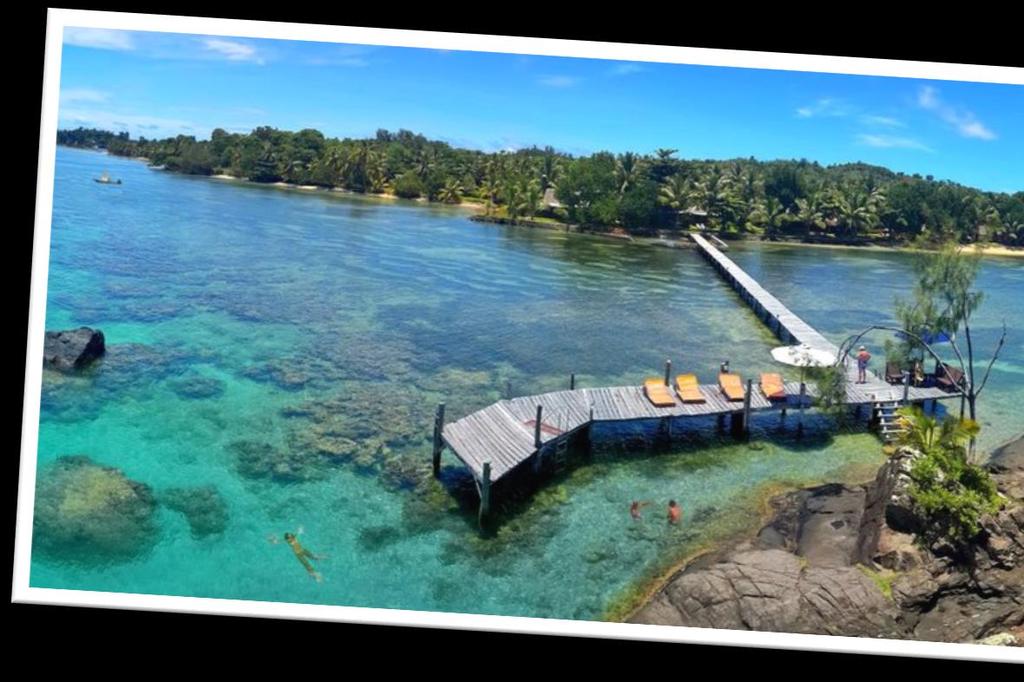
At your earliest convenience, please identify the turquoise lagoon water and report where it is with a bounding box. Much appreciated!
[29,147,1023,620]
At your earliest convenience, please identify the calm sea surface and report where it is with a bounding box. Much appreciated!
[29,147,1024,619]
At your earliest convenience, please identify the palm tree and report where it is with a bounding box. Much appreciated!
[659,174,690,229]
[834,192,875,239]
[437,179,464,204]
[479,177,499,217]
[752,197,789,239]
[539,148,561,193]
[895,405,979,458]
[614,152,643,195]
[796,194,825,235]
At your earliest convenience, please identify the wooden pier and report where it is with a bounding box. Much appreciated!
[437,232,960,525]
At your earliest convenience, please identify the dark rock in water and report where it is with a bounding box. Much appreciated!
[43,328,105,371]
[168,374,226,400]
[229,440,325,482]
[357,525,402,552]
[161,485,228,537]
[33,455,157,562]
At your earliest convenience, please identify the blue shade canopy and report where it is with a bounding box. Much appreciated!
[895,330,952,344]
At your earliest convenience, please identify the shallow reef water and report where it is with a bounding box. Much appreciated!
[28,148,1023,621]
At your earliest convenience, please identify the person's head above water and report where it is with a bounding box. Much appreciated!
[669,500,677,507]
[284,532,295,541]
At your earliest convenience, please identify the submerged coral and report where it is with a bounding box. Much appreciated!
[161,485,229,537]
[33,456,158,562]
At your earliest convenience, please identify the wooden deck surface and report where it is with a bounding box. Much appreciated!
[441,234,960,483]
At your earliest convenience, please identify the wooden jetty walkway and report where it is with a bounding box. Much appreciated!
[435,232,960,526]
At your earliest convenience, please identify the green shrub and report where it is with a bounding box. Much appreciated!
[393,172,426,199]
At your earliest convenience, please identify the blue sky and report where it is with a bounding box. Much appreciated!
[57,28,1023,193]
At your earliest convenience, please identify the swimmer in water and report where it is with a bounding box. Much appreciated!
[668,500,682,525]
[630,500,651,520]
[270,528,325,582]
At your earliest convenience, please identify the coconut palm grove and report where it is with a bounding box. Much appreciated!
[57,126,1024,245]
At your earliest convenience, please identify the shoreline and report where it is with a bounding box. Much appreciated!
[620,433,1024,628]
[607,462,883,623]
[77,147,1023,258]
[198,173,1024,258]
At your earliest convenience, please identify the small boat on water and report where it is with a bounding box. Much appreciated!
[94,171,122,185]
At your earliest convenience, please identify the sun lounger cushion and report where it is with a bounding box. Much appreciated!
[674,374,705,403]
[644,378,676,407]
[719,373,744,401]
[760,373,786,400]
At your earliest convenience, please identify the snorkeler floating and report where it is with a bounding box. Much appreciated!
[269,527,325,582]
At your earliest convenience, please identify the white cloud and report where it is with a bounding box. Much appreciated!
[60,88,109,105]
[917,86,996,140]
[203,38,264,64]
[857,134,933,152]
[63,27,135,51]
[796,98,851,118]
[610,63,644,76]
[538,75,579,88]
[861,115,905,128]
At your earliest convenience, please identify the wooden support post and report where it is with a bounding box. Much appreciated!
[478,462,491,530]
[742,379,752,437]
[664,359,672,386]
[570,373,576,390]
[798,382,807,436]
[902,371,910,405]
[432,402,445,477]
[534,404,543,448]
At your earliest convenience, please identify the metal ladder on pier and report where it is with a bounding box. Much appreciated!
[873,399,906,444]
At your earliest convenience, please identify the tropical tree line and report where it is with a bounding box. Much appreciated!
[57,126,1024,245]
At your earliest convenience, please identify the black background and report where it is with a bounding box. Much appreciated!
[7,2,1021,670]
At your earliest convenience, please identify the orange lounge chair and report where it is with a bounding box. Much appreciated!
[674,374,706,403]
[760,372,786,400]
[644,378,677,407]
[719,372,745,401]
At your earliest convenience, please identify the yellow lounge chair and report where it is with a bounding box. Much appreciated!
[644,378,677,407]
[719,372,745,401]
[760,372,786,400]
[674,374,706,403]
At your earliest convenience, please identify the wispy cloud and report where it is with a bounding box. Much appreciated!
[610,63,644,76]
[857,134,934,152]
[538,75,579,88]
[796,98,851,118]
[917,86,996,140]
[63,27,135,51]
[60,88,109,106]
[861,115,905,128]
[203,38,264,64]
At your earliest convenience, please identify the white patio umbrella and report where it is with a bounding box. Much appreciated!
[770,343,837,430]
[770,343,837,378]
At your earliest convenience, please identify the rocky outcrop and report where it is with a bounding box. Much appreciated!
[631,544,905,637]
[33,456,157,562]
[43,327,105,371]
[630,441,1024,645]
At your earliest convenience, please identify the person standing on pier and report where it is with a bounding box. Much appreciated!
[856,345,872,384]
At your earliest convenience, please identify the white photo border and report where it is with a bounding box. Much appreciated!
[16,7,1024,664]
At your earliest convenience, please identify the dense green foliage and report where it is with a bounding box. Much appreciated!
[895,407,1000,545]
[58,125,1024,243]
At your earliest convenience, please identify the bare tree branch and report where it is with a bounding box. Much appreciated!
[975,321,1008,398]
